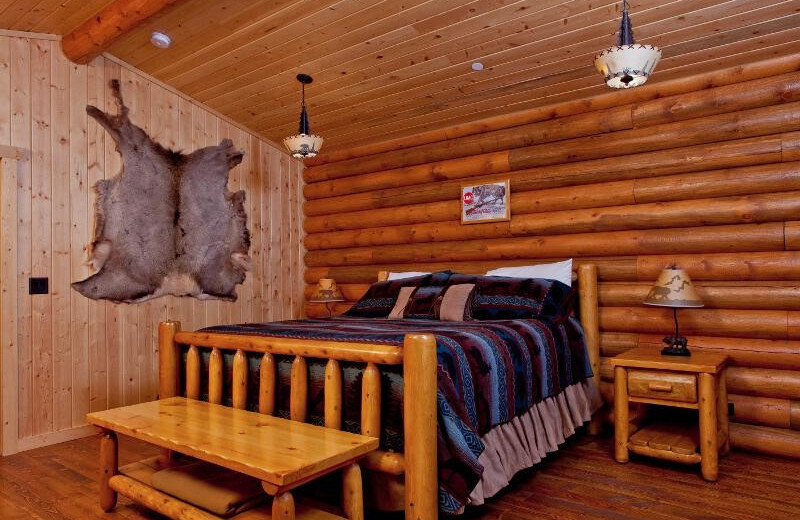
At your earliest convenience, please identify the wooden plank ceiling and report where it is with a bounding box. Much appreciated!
[2,0,800,151]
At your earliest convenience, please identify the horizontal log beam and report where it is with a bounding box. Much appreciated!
[305,54,800,168]
[728,367,800,400]
[305,72,800,184]
[305,133,789,216]
[599,307,800,341]
[728,394,800,430]
[305,106,633,183]
[599,282,800,310]
[305,161,800,234]
[61,0,182,64]
[304,252,800,285]
[305,222,786,267]
[630,72,800,128]
[730,423,800,459]
[305,102,800,201]
[305,191,800,250]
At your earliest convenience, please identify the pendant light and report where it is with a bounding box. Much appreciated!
[283,74,323,159]
[594,1,661,89]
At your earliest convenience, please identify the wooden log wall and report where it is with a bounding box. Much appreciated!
[0,31,304,455]
[302,54,800,459]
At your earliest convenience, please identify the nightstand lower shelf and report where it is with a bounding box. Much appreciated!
[629,423,701,464]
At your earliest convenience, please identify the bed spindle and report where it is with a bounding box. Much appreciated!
[186,345,201,400]
[233,349,248,409]
[209,348,223,405]
[325,359,343,429]
[259,353,276,415]
[361,362,381,437]
[291,356,308,422]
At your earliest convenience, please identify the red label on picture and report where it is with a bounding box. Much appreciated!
[463,191,474,205]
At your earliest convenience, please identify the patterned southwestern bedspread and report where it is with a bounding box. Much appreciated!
[198,316,594,514]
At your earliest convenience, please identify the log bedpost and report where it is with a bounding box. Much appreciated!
[158,321,180,400]
[578,264,603,435]
[403,333,438,520]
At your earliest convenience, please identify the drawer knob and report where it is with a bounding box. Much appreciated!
[648,382,673,392]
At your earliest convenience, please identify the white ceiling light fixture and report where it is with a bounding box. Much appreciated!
[471,62,484,71]
[150,31,172,49]
[594,1,661,89]
[284,74,324,159]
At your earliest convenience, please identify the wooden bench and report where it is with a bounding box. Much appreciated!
[86,397,379,520]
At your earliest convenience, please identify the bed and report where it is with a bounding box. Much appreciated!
[157,264,602,518]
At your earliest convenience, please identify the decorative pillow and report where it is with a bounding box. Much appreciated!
[346,271,453,318]
[345,274,431,318]
[388,287,416,319]
[403,286,446,319]
[486,258,573,286]
[438,284,476,322]
[446,273,574,321]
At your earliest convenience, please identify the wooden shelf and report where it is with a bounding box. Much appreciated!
[629,422,702,464]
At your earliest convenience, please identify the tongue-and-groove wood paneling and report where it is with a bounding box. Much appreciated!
[0,31,304,455]
[302,54,800,458]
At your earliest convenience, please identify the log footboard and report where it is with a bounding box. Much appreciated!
[158,323,439,519]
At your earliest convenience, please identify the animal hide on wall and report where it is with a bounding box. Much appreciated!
[72,80,251,303]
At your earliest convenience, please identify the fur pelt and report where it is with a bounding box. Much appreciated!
[72,80,250,303]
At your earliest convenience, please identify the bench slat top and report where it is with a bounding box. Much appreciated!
[86,397,379,487]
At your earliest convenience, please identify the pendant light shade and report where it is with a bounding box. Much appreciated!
[284,74,323,159]
[594,1,661,89]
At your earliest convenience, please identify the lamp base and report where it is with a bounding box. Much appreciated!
[661,335,691,356]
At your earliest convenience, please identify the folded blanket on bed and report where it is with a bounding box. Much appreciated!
[197,316,593,514]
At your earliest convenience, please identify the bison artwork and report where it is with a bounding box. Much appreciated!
[71,80,251,303]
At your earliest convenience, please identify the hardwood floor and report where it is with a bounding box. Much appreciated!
[1,432,799,519]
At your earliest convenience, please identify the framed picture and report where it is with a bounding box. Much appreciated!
[461,180,510,224]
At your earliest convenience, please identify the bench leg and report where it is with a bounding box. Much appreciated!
[100,430,118,512]
[272,492,295,520]
[342,463,364,520]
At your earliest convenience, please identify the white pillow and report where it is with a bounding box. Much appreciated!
[485,259,573,286]
[386,271,431,281]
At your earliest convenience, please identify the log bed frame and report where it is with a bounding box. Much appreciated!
[155,264,601,519]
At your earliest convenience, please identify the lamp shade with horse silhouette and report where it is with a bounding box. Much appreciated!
[643,266,704,356]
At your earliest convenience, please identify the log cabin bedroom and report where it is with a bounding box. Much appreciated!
[0,0,799,519]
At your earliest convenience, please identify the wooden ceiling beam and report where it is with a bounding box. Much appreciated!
[61,0,182,64]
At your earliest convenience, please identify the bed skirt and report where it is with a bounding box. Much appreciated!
[468,378,602,506]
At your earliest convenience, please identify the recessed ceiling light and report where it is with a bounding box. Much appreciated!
[150,32,172,49]
[471,62,484,71]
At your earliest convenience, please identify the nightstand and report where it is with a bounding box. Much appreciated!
[610,347,729,481]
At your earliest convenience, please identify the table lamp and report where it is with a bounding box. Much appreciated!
[643,266,704,356]
[309,278,345,316]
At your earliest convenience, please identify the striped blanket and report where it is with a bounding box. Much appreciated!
[200,316,593,514]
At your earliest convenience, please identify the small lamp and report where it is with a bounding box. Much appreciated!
[643,266,704,357]
[309,278,345,316]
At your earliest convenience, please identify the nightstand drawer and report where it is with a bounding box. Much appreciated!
[628,370,697,403]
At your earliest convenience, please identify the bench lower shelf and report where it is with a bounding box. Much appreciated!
[115,458,344,520]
